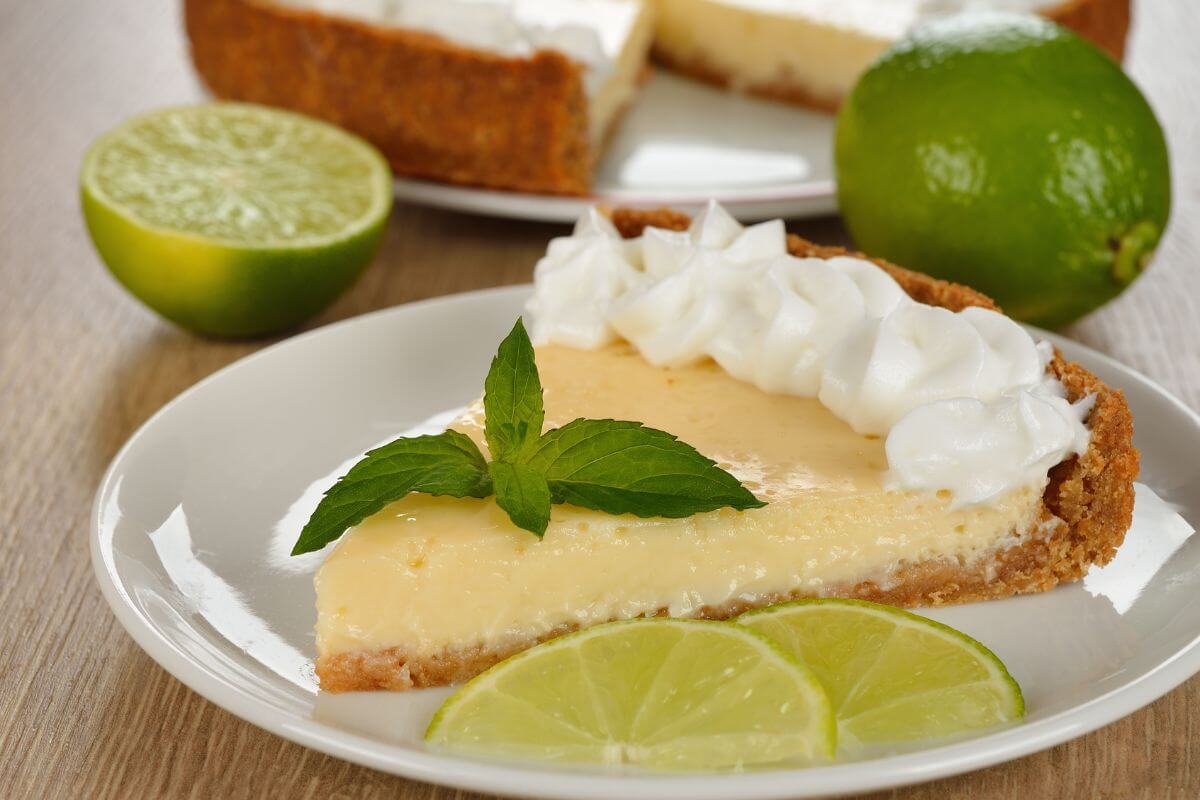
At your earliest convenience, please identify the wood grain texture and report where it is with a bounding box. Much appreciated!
[0,1,1196,798]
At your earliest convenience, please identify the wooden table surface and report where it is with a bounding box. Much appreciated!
[2,1,1197,797]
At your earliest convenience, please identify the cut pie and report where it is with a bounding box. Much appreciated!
[314,206,1137,692]
[184,0,655,195]
[184,0,1129,194]
[651,0,1131,112]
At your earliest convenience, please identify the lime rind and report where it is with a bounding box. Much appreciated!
[424,618,836,770]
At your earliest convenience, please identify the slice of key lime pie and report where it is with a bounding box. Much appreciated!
[301,202,1136,692]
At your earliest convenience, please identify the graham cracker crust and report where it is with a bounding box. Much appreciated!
[1046,0,1131,63]
[318,208,1138,692]
[184,0,594,195]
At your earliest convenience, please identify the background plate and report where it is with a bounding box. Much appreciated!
[393,73,838,223]
[92,286,1200,799]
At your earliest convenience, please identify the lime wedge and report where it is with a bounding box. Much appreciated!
[425,619,835,770]
[738,599,1023,749]
[81,103,392,337]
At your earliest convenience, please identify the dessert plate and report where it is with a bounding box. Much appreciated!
[392,73,838,223]
[92,285,1200,799]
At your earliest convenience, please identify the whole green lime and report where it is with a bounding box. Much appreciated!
[835,13,1170,328]
[82,103,393,338]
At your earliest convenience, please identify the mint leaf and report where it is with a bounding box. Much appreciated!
[526,419,765,518]
[488,461,552,538]
[483,319,544,462]
[291,430,492,555]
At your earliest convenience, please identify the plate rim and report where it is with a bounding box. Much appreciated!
[91,284,1200,800]
[392,179,840,224]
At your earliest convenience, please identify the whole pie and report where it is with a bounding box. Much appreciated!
[184,0,1130,194]
[313,204,1137,692]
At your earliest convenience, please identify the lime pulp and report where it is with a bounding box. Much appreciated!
[425,618,835,770]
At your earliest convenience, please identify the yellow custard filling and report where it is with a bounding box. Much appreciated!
[315,344,1045,659]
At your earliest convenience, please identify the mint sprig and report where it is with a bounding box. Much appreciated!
[292,319,764,554]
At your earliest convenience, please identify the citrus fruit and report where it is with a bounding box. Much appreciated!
[425,618,835,769]
[738,599,1023,749]
[81,103,392,337]
[835,13,1170,328]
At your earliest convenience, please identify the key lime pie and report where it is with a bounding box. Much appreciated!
[185,0,656,194]
[185,0,1128,193]
[650,0,1129,111]
[301,201,1136,692]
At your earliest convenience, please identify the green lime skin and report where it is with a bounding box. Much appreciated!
[835,13,1171,328]
[81,189,386,338]
[80,104,392,338]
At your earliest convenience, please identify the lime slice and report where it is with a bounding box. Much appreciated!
[81,103,392,337]
[425,619,835,770]
[738,599,1023,749]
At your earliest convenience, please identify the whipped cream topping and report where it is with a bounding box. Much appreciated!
[886,387,1092,505]
[525,208,643,349]
[608,202,788,367]
[293,0,630,94]
[819,304,1046,436]
[525,201,1092,504]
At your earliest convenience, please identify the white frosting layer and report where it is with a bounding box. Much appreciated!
[291,0,644,94]
[654,0,1060,39]
[525,201,1091,504]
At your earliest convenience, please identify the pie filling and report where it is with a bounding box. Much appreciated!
[315,344,1050,662]
[651,0,1061,103]
[652,0,897,104]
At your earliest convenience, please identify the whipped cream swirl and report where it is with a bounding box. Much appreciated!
[608,202,788,367]
[525,208,643,349]
[886,386,1092,504]
[819,305,1046,436]
[525,201,1092,504]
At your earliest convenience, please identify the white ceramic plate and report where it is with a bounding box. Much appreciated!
[392,73,837,223]
[92,285,1200,799]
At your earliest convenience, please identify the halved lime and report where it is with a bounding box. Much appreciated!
[738,599,1023,749]
[425,619,835,770]
[81,103,392,337]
